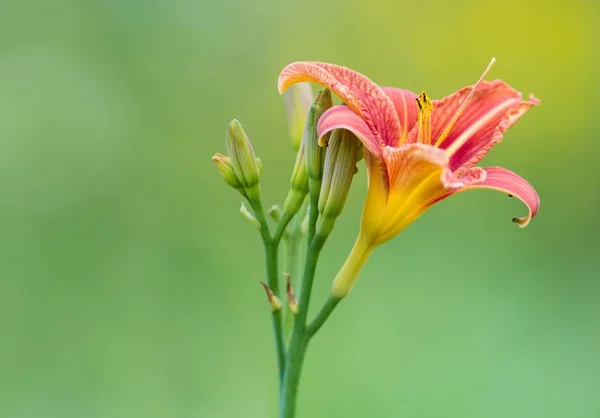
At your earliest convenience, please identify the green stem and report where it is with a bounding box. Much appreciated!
[274,212,294,244]
[282,230,299,340]
[279,234,327,418]
[285,233,299,280]
[264,241,286,382]
[252,200,294,382]
[306,296,341,338]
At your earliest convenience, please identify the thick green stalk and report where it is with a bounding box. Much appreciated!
[279,233,326,418]
[279,332,309,418]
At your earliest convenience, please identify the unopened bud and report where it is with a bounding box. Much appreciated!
[240,202,260,230]
[284,82,313,151]
[282,140,309,217]
[304,90,332,187]
[260,281,282,311]
[267,205,282,223]
[226,119,261,201]
[285,274,298,314]
[212,153,245,195]
[316,129,360,237]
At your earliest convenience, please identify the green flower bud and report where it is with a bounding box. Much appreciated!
[316,129,360,237]
[226,119,261,201]
[283,82,313,151]
[304,89,332,190]
[282,140,309,217]
[212,153,246,196]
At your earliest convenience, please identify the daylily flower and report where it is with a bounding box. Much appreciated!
[278,59,540,297]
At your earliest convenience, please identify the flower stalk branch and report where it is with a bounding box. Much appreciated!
[306,295,342,338]
[251,196,294,382]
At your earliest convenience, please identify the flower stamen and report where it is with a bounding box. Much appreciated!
[434,57,496,151]
[416,91,433,145]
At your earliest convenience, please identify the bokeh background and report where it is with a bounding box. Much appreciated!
[1,0,599,417]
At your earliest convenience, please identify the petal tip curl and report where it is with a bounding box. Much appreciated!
[512,216,531,228]
[511,192,540,228]
[277,62,298,94]
[460,166,540,229]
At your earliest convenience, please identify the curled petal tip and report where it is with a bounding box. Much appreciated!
[460,166,539,229]
[277,64,290,94]
[277,77,287,95]
[278,61,307,94]
[512,216,530,228]
[512,194,539,228]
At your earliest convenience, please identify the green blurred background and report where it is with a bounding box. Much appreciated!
[1,0,599,417]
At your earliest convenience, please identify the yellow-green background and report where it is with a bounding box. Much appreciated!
[1,0,598,417]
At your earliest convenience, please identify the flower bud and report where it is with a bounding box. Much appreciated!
[226,119,261,201]
[316,129,360,237]
[212,153,245,195]
[283,82,313,151]
[282,140,309,217]
[304,90,332,189]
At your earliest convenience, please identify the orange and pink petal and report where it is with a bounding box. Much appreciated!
[381,87,419,145]
[429,166,540,227]
[278,62,401,147]
[368,144,452,245]
[406,80,539,172]
[459,166,539,227]
[317,105,382,157]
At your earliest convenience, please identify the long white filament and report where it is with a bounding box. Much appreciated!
[436,57,496,153]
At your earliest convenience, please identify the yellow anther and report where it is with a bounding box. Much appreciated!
[416,91,433,145]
